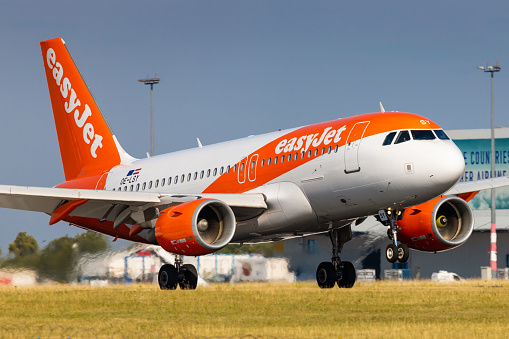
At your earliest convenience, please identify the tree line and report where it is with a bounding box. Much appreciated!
[0,231,108,283]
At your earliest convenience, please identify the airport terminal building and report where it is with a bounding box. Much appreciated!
[276,127,509,280]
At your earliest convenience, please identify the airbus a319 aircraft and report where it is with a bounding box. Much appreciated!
[0,38,506,290]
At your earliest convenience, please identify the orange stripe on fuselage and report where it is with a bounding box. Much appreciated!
[203,112,440,194]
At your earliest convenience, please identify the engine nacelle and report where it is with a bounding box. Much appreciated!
[397,196,474,252]
[155,198,236,256]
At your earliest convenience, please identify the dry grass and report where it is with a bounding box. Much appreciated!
[1,280,509,338]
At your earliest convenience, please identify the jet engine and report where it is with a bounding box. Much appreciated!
[397,196,474,252]
[155,198,236,256]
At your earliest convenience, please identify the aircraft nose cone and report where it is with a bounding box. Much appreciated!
[429,142,465,190]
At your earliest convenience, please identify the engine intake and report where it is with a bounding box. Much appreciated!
[397,196,474,252]
[155,198,236,256]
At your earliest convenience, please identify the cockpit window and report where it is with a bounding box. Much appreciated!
[434,129,450,140]
[394,130,411,144]
[411,130,436,140]
[383,132,397,146]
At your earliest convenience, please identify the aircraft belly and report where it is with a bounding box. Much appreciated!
[233,182,319,241]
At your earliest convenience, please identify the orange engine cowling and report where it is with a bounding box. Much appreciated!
[397,196,474,252]
[155,198,236,256]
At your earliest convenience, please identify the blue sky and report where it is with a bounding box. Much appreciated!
[1,1,508,253]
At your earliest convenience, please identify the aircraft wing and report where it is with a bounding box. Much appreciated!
[445,177,509,195]
[0,184,267,224]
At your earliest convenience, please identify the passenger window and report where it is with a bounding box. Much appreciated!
[314,149,318,157]
[274,156,278,165]
[251,160,255,169]
[113,188,115,191]
[434,129,450,140]
[335,145,339,153]
[161,178,165,186]
[301,151,305,159]
[213,168,217,176]
[287,154,291,163]
[174,176,178,184]
[181,174,185,183]
[142,182,146,190]
[261,159,265,167]
[226,166,230,174]
[240,163,245,171]
[167,178,171,186]
[220,167,224,175]
[395,131,411,144]
[383,132,397,146]
[267,158,272,166]
[307,150,311,158]
[281,155,285,163]
[321,147,325,155]
[328,146,332,154]
[200,171,204,179]
[295,152,298,160]
[130,185,133,191]
[233,164,237,173]
[207,169,211,177]
[124,186,127,191]
[194,172,197,180]
[187,173,191,181]
[148,181,153,189]
[155,179,159,188]
[136,183,140,191]
[411,130,436,140]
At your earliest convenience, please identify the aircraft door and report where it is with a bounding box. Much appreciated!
[238,157,247,184]
[248,154,258,182]
[344,121,370,174]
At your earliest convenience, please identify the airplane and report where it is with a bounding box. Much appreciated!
[0,37,507,290]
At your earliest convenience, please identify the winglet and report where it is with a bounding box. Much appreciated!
[40,38,133,181]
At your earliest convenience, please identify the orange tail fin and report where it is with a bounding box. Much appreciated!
[40,38,126,181]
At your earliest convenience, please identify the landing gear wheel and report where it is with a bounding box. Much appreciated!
[337,261,356,288]
[316,262,336,289]
[386,244,398,263]
[158,264,178,290]
[179,264,198,290]
[397,243,409,263]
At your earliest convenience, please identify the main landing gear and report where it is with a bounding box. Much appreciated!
[158,255,198,290]
[378,208,409,264]
[316,227,356,289]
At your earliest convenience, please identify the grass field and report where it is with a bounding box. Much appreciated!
[1,280,509,338]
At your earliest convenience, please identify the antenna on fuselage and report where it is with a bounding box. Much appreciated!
[379,102,386,113]
[197,138,203,148]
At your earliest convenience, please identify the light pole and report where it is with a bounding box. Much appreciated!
[477,62,501,275]
[138,75,160,156]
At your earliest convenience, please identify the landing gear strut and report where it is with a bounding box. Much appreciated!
[316,227,356,289]
[378,208,409,263]
[158,255,198,290]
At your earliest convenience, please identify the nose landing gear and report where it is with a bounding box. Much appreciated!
[378,209,409,263]
[158,255,198,290]
[316,227,356,289]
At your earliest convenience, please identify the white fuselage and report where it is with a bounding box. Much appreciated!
[104,114,465,243]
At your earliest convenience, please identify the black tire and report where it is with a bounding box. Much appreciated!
[386,244,398,263]
[337,261,356,288]
[316,262,336,288]
[397,243,410,263]
[179,264,198,290]
[158,264,178,290]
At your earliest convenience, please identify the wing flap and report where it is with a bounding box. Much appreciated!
[0,185,267,223]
